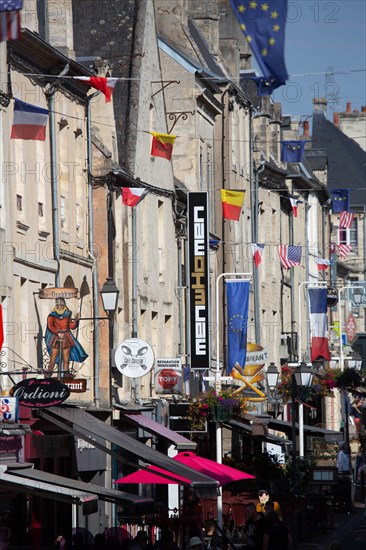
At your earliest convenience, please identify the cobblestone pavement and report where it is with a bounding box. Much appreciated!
[295,508,366,549]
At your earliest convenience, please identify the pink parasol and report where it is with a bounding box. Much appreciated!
[115,464,191,485]
[173,452,255,486]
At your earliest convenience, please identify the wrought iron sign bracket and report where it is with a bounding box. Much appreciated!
[166,110,195,134]
[151,80,180,99]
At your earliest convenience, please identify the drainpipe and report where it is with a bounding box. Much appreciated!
[86,93,101,407]
[253,159,265,344]
[305,197,311,359]
[46,65,70,286]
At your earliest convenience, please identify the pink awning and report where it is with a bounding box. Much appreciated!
[173,452,255,486]
[115,464,191,485]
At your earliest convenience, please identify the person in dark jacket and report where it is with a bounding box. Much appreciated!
[262,512,293,550]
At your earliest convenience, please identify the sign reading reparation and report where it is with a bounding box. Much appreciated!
[188,192,210,369]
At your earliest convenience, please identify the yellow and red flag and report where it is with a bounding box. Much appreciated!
[150,132,176,160]
[221,189,245,221]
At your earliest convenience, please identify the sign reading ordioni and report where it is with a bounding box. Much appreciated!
[11,378,70,408]
[39,287,78,300]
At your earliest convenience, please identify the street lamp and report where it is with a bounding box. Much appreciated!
[290,362,314,490]
[100,277,119,406]
[265,363,282,417]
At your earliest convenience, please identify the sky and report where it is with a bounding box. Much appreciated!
[271,0,366,121]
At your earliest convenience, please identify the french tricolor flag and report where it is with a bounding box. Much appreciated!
[289,197,302,217]
[11,99,48,141]
[308,288,331,362]
[122,187,148,207]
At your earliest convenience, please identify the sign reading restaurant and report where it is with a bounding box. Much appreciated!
[188,192,210,369]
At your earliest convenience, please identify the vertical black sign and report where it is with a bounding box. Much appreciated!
[188,192,210,369]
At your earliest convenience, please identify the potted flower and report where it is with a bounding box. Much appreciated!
[187,389,250,431]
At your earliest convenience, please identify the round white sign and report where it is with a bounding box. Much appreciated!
[114,338,154,378]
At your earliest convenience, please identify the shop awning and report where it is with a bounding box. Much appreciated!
[227,418,290,445]
[267,418,343,442]
[121,412,197,450]
[7,466,154,512]
[36,406,219,497]
[0,465,97,511]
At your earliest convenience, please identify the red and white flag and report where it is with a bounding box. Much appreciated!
[316,258,331,271]
[122,187,148,207]
[251,243,265,267]
[338,243,352,259]
[339,211,355,229]
[74,76,118,102]
[308,288,331,362]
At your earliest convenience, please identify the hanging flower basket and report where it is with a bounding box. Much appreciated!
[210,406,233,422]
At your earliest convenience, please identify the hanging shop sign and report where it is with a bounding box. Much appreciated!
[327,286,338,307]
[11,378,70,408]
[155,358,182,394]
[63,379,87,393]
[188,192,210,369]
[114,338,154,378]
[0,397,18,423]
[345,313,357,343]
[39,287,78,299]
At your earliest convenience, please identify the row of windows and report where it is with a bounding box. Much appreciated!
[17,194,81,232]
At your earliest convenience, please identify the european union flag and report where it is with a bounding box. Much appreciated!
[331,189,350,213]
[280,140,306,163]
[230,0,288,91]
[240,74,277,96]
[226,280,250,374]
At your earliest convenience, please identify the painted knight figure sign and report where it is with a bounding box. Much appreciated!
[44,298,88,377]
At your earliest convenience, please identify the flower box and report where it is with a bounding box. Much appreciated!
[210,406,232,422]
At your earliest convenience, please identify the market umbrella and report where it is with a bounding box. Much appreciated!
[115,464,191,485]
[173,452,255,486]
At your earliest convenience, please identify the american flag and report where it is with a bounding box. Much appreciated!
[338,244,352,259]
[0,0,23,42]
[278,245,302,269]
[339,211,355,229]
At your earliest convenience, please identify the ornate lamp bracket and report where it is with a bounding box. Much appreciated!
[166,110,195,134]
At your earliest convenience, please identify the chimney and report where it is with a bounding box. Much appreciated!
[346,102,351,113]
[313,98,327,115]
[362,106,366,113]
[303,120,309,136]
[333,112,339,126]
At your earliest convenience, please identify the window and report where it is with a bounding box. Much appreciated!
[60,195,66,229]
[76,203,80,231]
[339,218,358,254]
[38,202,44,217]
[199,144,204,189]
[17,194,22,211]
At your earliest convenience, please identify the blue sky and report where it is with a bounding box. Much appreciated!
[272,0,366,121]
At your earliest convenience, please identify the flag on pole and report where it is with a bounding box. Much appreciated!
[11,99,49,141]
[289,197,302,217]
[339,211,355,229]
[280,140,306,163]
[0,0,23,42]
[277,245,302,269]
[229,0,288,92]
[251,243,265,267]
[338,243,352,259]
[331,189,350,213]
[0,304,4,351]
[316,258,331,271]
[221,189,245,221]
[150,132,176,160]
[74,76,118,102]
[227,279,250,374]
[308,288,331,362]
[122,187,148,207]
